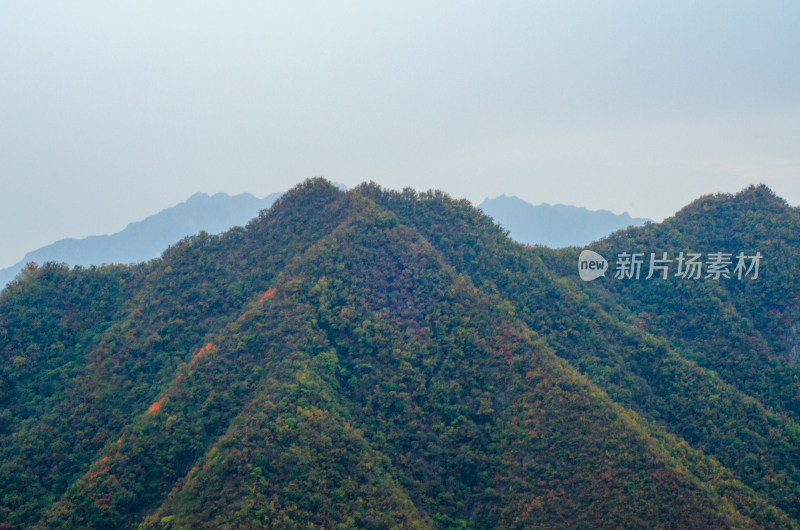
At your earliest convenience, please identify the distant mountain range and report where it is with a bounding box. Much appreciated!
[0,191,282,288]
[479,194,649,247]
[1,190,650,289]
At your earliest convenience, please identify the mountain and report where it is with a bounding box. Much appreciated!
[0,191,283,288]
[1,179,798,528]
[479,194,649,248]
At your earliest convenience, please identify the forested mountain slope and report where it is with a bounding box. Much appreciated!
[1,179,797,528]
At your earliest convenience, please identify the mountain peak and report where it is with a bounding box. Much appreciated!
[187,192,210,202]
[734,183,788,208]
[279,177,342,201]
[669,184,792,231]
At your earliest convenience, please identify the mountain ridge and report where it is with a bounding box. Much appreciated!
[479,194,650,248]
[1,179,798,527]
[2,189,651,290]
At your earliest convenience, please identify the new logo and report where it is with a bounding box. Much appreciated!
[578,250,607,282]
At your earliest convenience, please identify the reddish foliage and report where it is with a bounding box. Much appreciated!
[259,287,277,302]
[148,396,166,413]
[190,342,215,366]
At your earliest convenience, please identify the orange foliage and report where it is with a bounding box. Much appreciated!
[148,396,166,413]
[259,287,277,302]
[190,342,215,366]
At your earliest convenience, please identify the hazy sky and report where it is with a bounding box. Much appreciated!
[2,2,799,268]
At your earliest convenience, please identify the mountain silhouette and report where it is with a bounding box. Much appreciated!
[479,194,649,247]
[0,191,282,288]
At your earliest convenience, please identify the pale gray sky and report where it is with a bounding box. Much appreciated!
[2,1,799,268]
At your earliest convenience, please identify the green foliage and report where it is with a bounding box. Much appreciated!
[1,179,798,528]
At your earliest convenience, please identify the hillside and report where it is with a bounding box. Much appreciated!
[1,180,798,528]
[479,194,649,248]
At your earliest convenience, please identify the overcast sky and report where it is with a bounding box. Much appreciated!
[2,2,799,268]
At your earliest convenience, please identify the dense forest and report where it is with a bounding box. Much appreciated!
[1,179,799,528]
